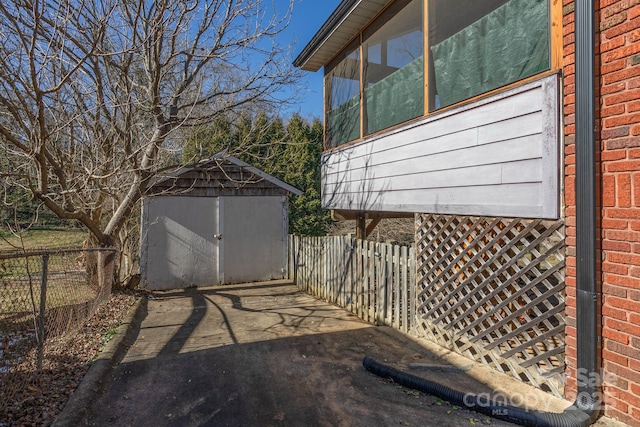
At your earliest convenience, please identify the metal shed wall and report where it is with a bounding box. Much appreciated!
[139,156,299,290]
[140,195,288,290]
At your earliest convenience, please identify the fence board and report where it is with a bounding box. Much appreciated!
[360,239,367,320]
[376,244,383,324]
[398,246,409,333]
[358,240,364,320]
[347,238,351,304]
[288,235,416,333]
[394,245,400,330]
[409,245,416,334]
[384,244,391,325]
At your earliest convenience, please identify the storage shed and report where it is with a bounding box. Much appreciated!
[139,153,302,290]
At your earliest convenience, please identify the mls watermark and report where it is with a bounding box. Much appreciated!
[462,369,618,414]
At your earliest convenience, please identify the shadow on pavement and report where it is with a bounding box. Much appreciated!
[85,281,517,427]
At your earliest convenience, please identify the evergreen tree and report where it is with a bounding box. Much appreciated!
[182,116,233,164]
[279,115,331,236]
[178,112,331,236]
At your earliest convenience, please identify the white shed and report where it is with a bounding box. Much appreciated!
[139,154,302,290]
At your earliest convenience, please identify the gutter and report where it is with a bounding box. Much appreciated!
[292,0,359,69]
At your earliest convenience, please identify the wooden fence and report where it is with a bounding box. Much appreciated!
[288,235,416,333]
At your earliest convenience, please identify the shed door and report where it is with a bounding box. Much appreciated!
[220,196,287,284]
[142,196,220,289]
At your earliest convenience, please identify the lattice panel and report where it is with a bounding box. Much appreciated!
[415,214,566,397]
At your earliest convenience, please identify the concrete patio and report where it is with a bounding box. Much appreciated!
[62,280,624,426]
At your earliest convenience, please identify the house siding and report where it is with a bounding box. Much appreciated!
[321,74,561,219]
[564,1,640,425]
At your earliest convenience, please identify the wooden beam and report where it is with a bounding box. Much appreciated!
[365,217,382,238]
[550,0,563,71]
[331,210,414,221]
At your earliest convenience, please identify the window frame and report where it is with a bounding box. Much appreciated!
[324,38,362,149]
[362,0,424,136]
[322,0,562,151]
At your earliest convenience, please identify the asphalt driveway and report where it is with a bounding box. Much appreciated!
[79,280,523,426]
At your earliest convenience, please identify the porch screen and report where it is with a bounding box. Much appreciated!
[325,40,361,149]
[430,0,549,108]
[363,0,423,135]
[326,95,360,148]
[365,56,423,134]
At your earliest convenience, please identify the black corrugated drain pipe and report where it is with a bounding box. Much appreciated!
[364,1,600,425]
[363,357,592,427]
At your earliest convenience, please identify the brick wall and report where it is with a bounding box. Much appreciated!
[563,1,640,425]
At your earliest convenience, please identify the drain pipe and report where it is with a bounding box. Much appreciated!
[364,2,600,426]
[573,0,600,420]
[363,357,592,427]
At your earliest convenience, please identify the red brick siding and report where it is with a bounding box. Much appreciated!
[564,1,640,425]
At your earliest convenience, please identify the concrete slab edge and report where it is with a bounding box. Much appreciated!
[52,296,148,427]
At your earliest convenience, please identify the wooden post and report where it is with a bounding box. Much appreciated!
[356,213,366,240]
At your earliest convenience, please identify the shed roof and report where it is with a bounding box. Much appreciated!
[293,0,389,71]
[148,152,302,197]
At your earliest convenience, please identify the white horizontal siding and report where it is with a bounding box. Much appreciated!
[324,133,543,186]
[321,74,561,219]
[325,183,544,218]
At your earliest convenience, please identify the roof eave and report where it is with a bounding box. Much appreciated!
[149,151,303,196]
[293,0,390,72]
[222,154,303,196]
[293,0,360,71]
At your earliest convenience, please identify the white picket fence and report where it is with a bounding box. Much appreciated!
[288,235,416,333]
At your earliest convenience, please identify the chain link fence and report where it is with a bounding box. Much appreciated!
[0,247,115,416]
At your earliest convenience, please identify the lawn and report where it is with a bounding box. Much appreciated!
[0,227,105,318]
[0,227,87,251]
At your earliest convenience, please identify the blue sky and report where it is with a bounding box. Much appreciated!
[281,0,342,120]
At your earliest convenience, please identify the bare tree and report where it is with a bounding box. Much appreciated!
[0,0,299,281]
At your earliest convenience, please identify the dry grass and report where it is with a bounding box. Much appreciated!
[329,218,415,246]
[0,228,87,252]
[0,275,98,318]
[1,250,99,317]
